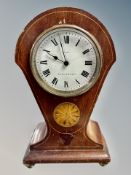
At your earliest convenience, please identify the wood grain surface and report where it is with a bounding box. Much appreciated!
[15,7,116,166]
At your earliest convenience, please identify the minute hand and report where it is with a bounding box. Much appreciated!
[59,41,67,62]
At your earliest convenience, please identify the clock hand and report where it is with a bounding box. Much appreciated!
[58,35,69,66]
[43,49,64,63]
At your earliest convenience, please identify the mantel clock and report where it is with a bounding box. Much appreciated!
[15,7,116,168]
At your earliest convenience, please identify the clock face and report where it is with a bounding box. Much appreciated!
[30,25,102,97]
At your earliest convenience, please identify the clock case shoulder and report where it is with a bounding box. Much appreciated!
[15,7,116,166]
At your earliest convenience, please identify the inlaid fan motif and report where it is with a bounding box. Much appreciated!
[53,102,80,127]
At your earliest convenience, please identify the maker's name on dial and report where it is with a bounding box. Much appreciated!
[58,73,76,75]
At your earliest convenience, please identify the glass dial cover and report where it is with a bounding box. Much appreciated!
[30,25,102,97]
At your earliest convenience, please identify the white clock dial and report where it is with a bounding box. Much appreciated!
[30,25,102,97]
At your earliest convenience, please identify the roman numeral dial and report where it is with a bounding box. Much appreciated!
[43,69,50,77]
[85,61,92,65]
[64,35,69,44]
[64,81,68,88]
[52,77,58,85]
[83,49,90,55]
[40,60,47,64]
[75,39,80,46]
[51,38,58,46]
[31,26,101,97]
[81,70,89,78]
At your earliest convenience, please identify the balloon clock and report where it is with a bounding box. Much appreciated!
[15,7,116,168]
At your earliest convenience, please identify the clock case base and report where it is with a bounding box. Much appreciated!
[23,120,110,168]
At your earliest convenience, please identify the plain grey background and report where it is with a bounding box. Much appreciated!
[0,0,131,174]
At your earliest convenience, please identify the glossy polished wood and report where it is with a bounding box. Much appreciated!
[23,121,110,167]
[15,7,116,167]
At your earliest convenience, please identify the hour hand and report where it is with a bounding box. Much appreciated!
[43,49,65,63]
[43,49,58,60]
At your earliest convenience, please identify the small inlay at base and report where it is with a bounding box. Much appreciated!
[23,120,110,167]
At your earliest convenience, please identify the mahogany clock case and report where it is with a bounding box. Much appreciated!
[15,7,116,167]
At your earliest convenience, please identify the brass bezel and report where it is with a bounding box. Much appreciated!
[30,24,103,97]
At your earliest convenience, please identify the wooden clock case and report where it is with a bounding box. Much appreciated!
[15,7,116,167]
